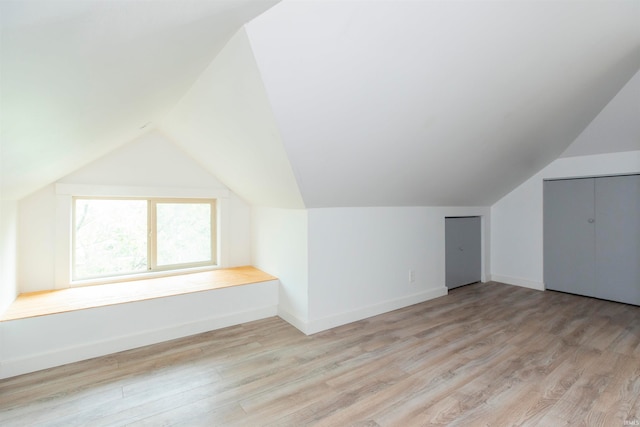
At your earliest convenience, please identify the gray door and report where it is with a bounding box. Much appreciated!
[594,175,640,305]
[445,217,481,289]
[544,178,597,297]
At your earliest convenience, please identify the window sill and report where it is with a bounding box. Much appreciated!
[0,266,277,322]
[70,265,218,288]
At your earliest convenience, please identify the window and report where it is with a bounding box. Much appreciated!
[72,197,216,281]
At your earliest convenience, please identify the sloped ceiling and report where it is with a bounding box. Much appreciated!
[246,0,640,207]
[161,28,305,209]
[1,0,639,208]
[560,68,640,158]
[0,0,279,200]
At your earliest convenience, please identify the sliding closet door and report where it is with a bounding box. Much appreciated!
[544,179,596,297]
[594,175,640,305]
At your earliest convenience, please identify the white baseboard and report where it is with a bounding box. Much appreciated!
[490,275,545,291]
[303,287,448,335]
[0,305,277,379]
[277,306,310,335]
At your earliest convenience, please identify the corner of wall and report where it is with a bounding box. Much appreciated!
[490,275,545,291]
[277,305,311,335]
[251,206,310,329]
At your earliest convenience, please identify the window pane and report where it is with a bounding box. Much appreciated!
[74,199,148,279]
[156,203,212,267]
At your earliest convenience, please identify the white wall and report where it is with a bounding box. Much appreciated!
[1,200,20,377]
[306,206,490,334]
[252,207,309,331]
[2,130,274,379]
[491,150,640,289]
[0,201,18,314]
[0,280,278,379]
[18,131,252,292]
[252,205,490,335]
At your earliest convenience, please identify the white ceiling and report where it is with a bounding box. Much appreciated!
[247,0,640,207]
[162,28,305,209]
[2,0,639,208]
[561,68,640,158]
[0,0,279,200]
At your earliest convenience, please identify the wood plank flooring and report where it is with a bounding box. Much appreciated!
[1,282,639,426]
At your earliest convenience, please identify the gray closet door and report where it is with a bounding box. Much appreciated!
[544,179,597,297]
[594,175,640,305]
[445,217,481,289]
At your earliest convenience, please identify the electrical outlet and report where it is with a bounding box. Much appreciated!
[409,269,415,283]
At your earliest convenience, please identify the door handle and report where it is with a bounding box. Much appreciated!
[588,218,595,224]
[458,247,464,251]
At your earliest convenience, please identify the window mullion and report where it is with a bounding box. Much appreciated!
[148,199,155,271]
[70,196,217,284]
[211,200,217,265]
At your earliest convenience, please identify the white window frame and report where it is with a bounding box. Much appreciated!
[56,184,230,288]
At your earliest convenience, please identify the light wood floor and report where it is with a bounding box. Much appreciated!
[1,282,639,426]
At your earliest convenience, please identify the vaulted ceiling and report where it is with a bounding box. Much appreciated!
[2,0,639,207]
[0,0,279,200]
[560,65,640,159]
[244,0,640,207]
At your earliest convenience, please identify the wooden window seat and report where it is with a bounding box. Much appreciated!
[0,266,277,322]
